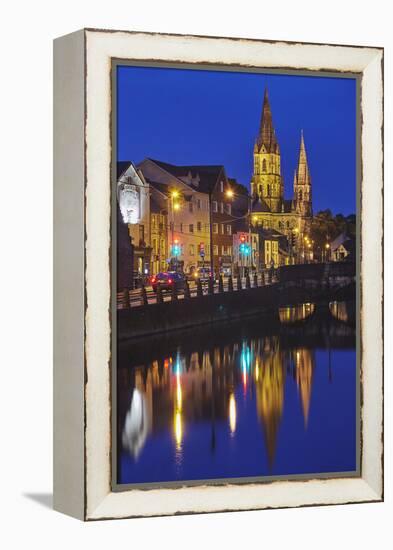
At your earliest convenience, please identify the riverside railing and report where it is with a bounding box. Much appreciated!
[117,270,277,310]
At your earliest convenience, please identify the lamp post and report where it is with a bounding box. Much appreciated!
[208,190,214,278]
[325,242,330,262]
[290,227,299,265]
[226,188,254,272]
[170,189,180,270]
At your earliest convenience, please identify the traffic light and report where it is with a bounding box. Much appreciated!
[239,234,251,256]
[172,239,181,257]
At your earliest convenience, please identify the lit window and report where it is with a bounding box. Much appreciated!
[221,224,225,234]
[213,223,218,234]
[213,245,219,255]
[226,225,232,235]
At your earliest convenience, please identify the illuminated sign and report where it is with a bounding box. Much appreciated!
[119,183,140,224]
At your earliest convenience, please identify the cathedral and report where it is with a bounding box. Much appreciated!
[250,89,313,243]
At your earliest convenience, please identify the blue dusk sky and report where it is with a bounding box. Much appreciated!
[117,65,357,215]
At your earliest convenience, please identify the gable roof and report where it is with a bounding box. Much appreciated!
[117,161,132,180]
[146,158,224,194]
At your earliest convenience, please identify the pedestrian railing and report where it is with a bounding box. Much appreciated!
[117,270,278,310]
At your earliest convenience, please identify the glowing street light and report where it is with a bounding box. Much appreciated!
[225,188,234,199]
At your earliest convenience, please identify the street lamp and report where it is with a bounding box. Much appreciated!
[226,188,254,271]
[170,189,181,270]
[325,242,330,262]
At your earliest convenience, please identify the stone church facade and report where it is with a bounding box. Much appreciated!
[250,89,313,247]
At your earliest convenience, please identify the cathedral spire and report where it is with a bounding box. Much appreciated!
[296,130,311,187]
[293,130,312,216]
[257,88,279,153]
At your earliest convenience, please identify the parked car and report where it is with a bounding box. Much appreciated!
[150,271,186,292]
[191,267,217,282]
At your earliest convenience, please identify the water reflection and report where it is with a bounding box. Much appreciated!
[279,303,315,324]
[329,301,351,323]
[118,301,357,483]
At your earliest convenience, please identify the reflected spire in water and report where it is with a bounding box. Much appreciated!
[294,349,314,427]
[255,350,285,468]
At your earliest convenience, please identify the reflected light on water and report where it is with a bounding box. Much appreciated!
[279,303,315,324]
[122,388,150,459]
[329,301,349,322]
[174,371,183,451]
[229,392,237,435]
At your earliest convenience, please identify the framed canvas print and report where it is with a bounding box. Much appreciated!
[53,29,383,520]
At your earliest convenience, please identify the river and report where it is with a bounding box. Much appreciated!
[116,301,357,485]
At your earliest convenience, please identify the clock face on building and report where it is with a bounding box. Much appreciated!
[119,183,140,224]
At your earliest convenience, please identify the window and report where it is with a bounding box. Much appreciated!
[197,221,202,232]
[220,202,224,213]
[197,198,202,210]
[213,223,218,234]
[298,190,303,201]
[262,159,267,172]
[226,225,232,235]
[220,180,224,192]
[189,224,194,233]
[267,184,270,195]
[222,245,232,256]
[226,203,232,215]
[212,201,218,212]
[152,238,157,253]
[213,245,219,256]
[221,224,225,234]
[189,244,195,256]
[189,202,194,213]
[206,244,211,255]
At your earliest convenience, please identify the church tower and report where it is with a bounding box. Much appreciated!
[293,131,312,217]
[251,89,283,213]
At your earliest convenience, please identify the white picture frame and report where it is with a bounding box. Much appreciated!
[53,28,383,520]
